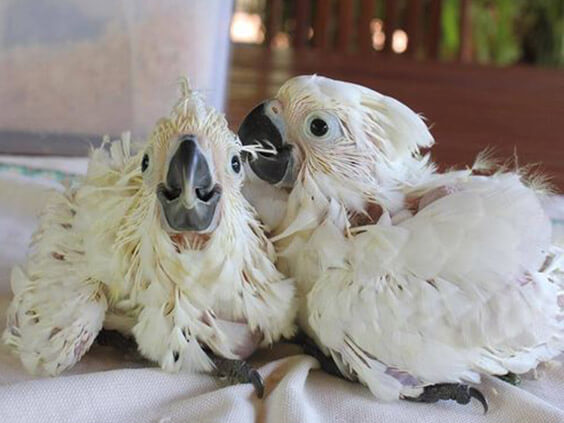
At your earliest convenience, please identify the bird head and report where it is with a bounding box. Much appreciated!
[141,79,247,235]
[238,75,434,210]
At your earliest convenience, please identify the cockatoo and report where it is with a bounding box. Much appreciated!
[237,74,564,409]
[3,80,296,397]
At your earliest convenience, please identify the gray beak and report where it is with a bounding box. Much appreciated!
[238,102,294,185]
[157,135,221,232]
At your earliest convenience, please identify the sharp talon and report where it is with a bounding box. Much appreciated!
[469,387,488,414]
[249,369,265,399]
[403,383,488,413]
[211,356,265,398]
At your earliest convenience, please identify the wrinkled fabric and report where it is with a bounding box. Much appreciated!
[0,311,562,423]
[0,159,563,423]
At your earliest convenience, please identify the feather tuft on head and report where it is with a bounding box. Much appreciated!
[178,76,193,98]
[358,88,434,159]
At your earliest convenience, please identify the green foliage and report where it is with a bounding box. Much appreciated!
[440,0,564,66]
[441,0,461,60]
[517,0,564,65]
[472,0,521,65]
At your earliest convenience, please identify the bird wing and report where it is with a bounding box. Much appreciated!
[307,173,564,399]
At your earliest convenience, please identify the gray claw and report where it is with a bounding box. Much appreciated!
[469,387,488,414]
[404,383,488,414]
[249,369,265,399]
[211,356,265,399]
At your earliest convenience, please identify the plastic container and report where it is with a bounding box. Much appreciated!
[0,0,233,153]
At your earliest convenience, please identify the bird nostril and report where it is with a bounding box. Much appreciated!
[159,185,182,202]
[195,186,215,202]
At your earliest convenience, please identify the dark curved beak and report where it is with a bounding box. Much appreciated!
[157,135,221,232]
[238,102,294,185]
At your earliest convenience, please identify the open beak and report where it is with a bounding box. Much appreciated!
[238,101,294,186]
[157,135,221,232]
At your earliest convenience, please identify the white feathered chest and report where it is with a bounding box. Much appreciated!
[3,137,296,376]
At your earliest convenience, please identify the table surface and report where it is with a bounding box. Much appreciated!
[227,45,564,190]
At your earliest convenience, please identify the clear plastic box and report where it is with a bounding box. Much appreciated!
[0,0,233,153]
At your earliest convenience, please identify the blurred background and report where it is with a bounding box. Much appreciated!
[231,0,564,66]
[0,0,563,188]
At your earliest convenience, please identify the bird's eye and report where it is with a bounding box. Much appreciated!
[310,118,328,137]
[304,111,340,142]
[141,154,150,172]
[231,155,241,173]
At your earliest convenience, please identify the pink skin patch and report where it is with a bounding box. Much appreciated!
[415,185,461,212]
[350,203,383,227]
[404,185,462,215]
[352,185,464,228]
[170,233,210,252]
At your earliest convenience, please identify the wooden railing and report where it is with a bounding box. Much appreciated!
[262,0,473,62]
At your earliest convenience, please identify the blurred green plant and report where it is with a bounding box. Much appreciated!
[237,0,563,66]
[517,0,564,66]
[441,0,564,66]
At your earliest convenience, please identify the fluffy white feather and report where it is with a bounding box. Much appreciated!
[3,81,297,376]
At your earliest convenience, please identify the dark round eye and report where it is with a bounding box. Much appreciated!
[231,155,241,173]
[310,118,329,137]
[141,154,149,172]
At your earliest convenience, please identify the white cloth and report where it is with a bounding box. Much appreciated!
[0,159,563,423]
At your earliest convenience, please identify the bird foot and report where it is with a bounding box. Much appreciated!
[211,356,265,399]
[96,329,136,351]
[497,372,521,386]
[95,329,144,361]
[403,383,488,414]
[96,330,264,397]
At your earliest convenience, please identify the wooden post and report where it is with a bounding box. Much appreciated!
[265,0,283,48]
[458,0,472,63]
[337,0,354,53]
[427,0,443,60]
[313,0,331,50]
[359,0,376,53]
[406,0,423,59]
[293,0,312,49]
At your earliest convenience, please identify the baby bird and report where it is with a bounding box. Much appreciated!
[3,80,297,397]
[238,74,564,410]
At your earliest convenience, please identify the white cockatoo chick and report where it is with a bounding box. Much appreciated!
[238,74,564,410]
[3,80,296,397]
